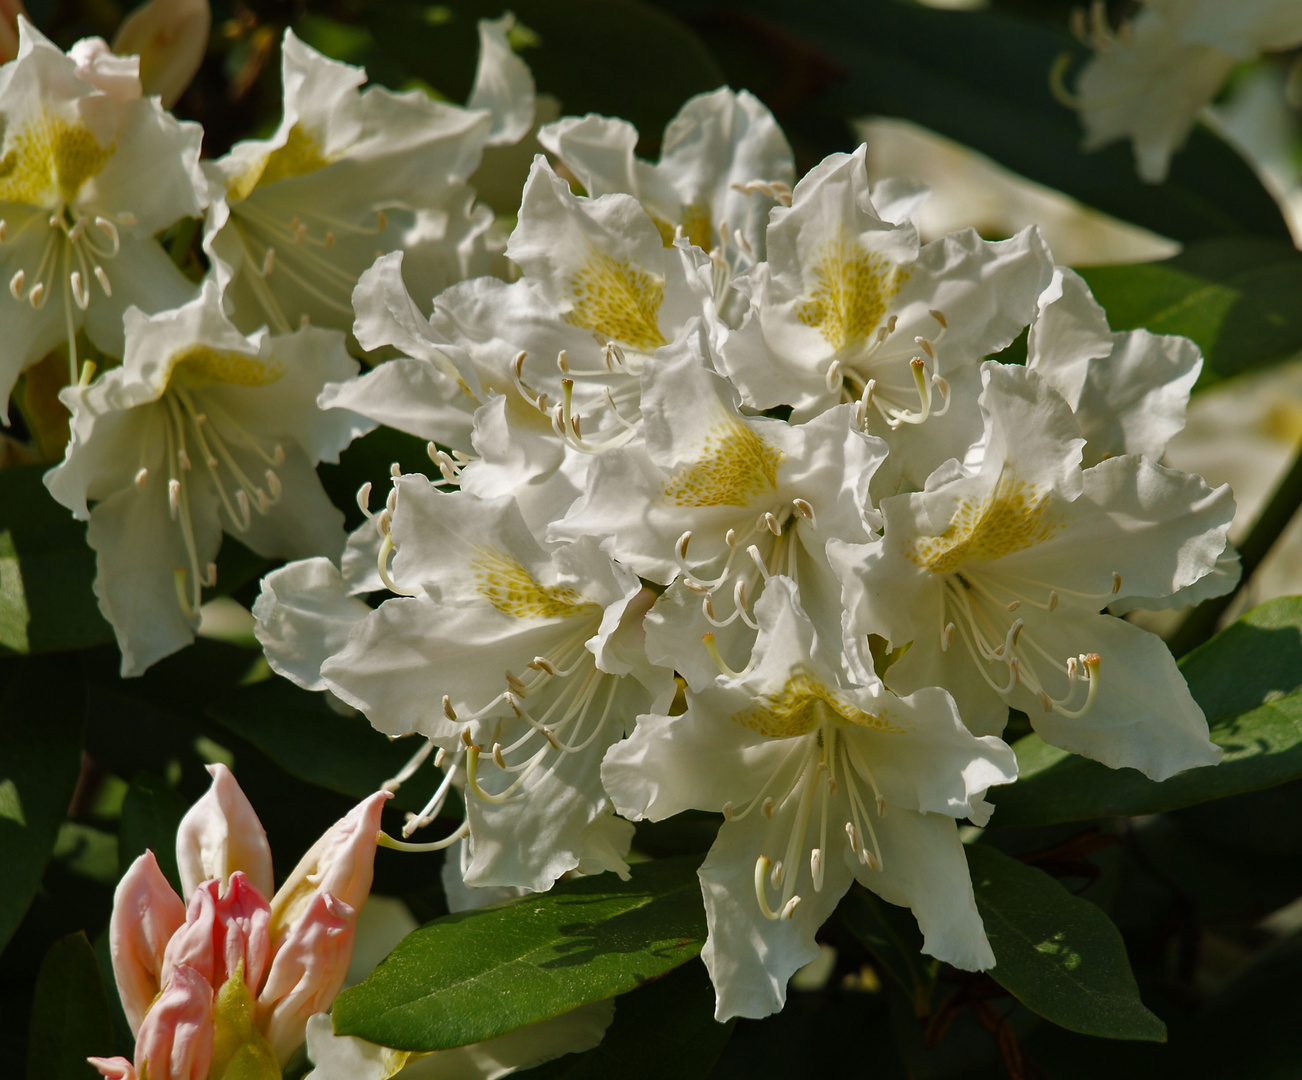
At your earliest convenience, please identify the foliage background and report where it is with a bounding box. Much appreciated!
[3,1,1302,1077]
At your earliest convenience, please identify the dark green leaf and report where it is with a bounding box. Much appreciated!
[118,773,189,893]
[333,856,707,1051]
[966,844,1165,1041]
[1080,239,1302,389]
[837,884,935,1016]
[0,656,86,951]
[989,597,1302,827]
[206,677,436,814]
[523,960,732,1079]
[0,464,111,655]
[727,0,1291,243]
[24,933,114,1080]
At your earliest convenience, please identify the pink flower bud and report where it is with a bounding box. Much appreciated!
[109,850,186,1035]
[88,1056,136,1080]
[175,763,274,900]
[133,964,214,1080]
[161,871,272,998]
[270,790,390,936]
[257,891,357,1065]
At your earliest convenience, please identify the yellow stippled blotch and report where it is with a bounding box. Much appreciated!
[0,113,113,207]
[732,667,904,739]
[662,418,782,508]
[798,237,905,352]
[564,251,668,350]
[910,473,1061,574]
[227,124,331,202]
[169,345,283,388]
[472,548,599,620]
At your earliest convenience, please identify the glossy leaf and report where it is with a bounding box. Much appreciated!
[723,0,1291,243]
[1080,239,1302,389]
[967,844,1166,1041]
[524,960,733,1079]
[0,656,86,951]
[24,932,115,1080]
[989,597,1302,827]
[332,856,707,1051]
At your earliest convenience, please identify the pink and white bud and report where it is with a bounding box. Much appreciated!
[109,850,186,1035]
[88,1056,136,1080]
[133,964,215,1080]
[113,0,210,107]
[257,891,357,1065]
[270,790,390,934]
[160,871,272,998]
[176,763,274,900]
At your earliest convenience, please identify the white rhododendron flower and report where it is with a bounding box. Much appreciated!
[555,329,884,688]
[324,156,716,530]
[719,145,1053,491]
[1068,0,1302,182]
[45,279,369,675]
[203,18,532,336]
[831,362,1233,777]
[604,577,1016,1021]
[0,17,206,408]
[1027,266,1203,467]
[313,480,673,891]
[539,86,793,324]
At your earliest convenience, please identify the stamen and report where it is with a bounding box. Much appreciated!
[443,695,458,721]
[262,247,275,276]
[702,632,747,679]
[792,498,816,525]
[168,479,181,519]
[763,511,782,536]
[754,856,787,921]
[8,269,23,298]
[134,467,148,489]
[94,265,111,296]
[377,819,469,853]
[810,847,824,892]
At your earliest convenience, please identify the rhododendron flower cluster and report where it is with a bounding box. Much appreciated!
[6,5,1242,1069]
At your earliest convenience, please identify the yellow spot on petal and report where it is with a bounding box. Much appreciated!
[472,548,599,620]
[910,473,1062,574]
[0,113,113,206]
[732,667,904,739]
[798,237,905,352]
[662,418,782,508]
[649,203,713,251]
[227,123,331,202]
[564,251,667,351]
[169,344,284,388]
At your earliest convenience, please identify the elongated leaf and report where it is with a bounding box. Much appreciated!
[837,884,935,1016]
[24,932,115,1080]
[724,0,1290,243]
[524,960,733,1079]
[0,655,86,951]
[989,597,1302,827]
[1080,239,1302,389]
[207,677,436,814]
[0,465,111,655]
[332,856,707,1051]
[966,844,1165,1041]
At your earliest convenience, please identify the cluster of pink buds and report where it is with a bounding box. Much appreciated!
[89,764,390,1080]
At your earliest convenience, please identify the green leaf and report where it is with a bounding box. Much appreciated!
[333,856,707,1051]
[523,961,733,1079]
[966,844,1166,1042]
[0,655,86,951]
[837,885,935,1017]
[1080,238,1302,390]
[206,677,438,815]
[0,464,111,655]
[24,932,115,1080]
[726,0,1291,243]
[118,773,189,893]
[989,597,1302,828]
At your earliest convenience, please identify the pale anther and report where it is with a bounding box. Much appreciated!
[9,269,24,298]
[134,467,148,489]
[94,265,112,296]
[262,247,275,275]
[1112,572,1122,595]
[443,695,458,721]
[493,743,506,769]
